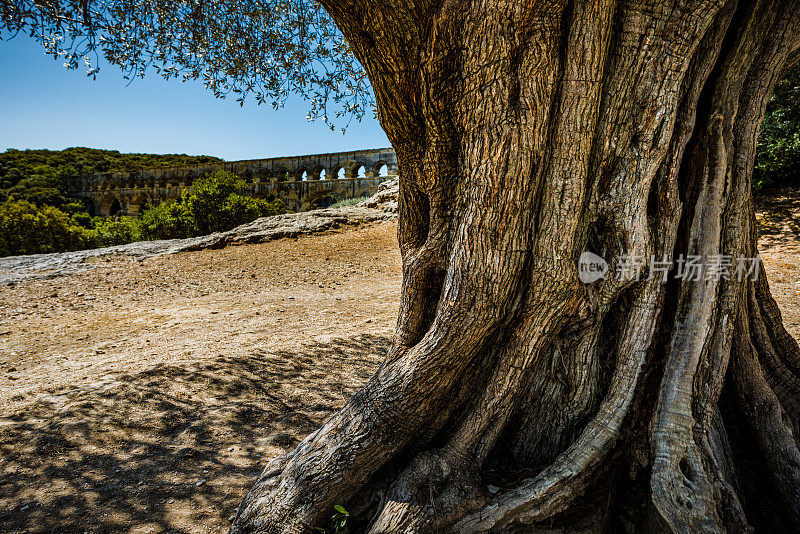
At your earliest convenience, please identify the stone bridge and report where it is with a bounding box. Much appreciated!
[68,148,398,216]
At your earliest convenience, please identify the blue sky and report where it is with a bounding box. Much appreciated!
[0,37,389,161]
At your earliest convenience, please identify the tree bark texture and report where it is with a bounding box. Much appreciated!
[231,0,800,532]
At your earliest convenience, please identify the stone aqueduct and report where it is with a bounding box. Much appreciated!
[68,148,399,216]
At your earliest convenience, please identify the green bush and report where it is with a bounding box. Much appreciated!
[181,171,287,234]
[87,216,142,247]
[136,171,287,240]
[264,197,287,216]
[754,113,800,190]
[221,193,272,228]
[60,201,94,228]
[0,199,89,257]
[183,171,248,234]
[138,200,193,240]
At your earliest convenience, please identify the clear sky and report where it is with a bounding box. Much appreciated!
[0,36,390,161]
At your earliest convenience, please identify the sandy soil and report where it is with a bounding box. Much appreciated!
[0,195,798,533]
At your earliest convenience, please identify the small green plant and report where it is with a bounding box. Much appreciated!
[315,505,349,534]
[182,171,288,234]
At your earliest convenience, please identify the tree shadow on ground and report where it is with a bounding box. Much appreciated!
[755,189,800,252]
[0,334,389,534]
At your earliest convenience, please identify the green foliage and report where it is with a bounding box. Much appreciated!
[0,199,89,256]
[103,170,287,244]
[183,171,250,235]
[0,169,287,257]
[0,147,221,193]
[87,217,142,248]
[3,2,372,131]
[0,163,75,206]
[0,147,224,241]
[0,148,261,256]
[60,202,94,228]
[754,62,800,191]
[182,171,286,235]
[315,505,349,534]
[221,193,277,228]
[137,200,194,240]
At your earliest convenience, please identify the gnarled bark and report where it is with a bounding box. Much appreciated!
[230,0,800,532]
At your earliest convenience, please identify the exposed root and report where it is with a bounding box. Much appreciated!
[452,283,659,533]
[732,310,800,528]
[366,451,485,533]
[366,276,578,532]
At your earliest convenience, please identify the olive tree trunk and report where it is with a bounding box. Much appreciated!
[231,0,800,532]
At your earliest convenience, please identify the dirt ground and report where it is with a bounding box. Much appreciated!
[755,190,800,334]
[0,222,401,533]
[0,196,798,533]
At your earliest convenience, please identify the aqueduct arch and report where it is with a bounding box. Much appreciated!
[328,164,346,180]
[127,193,151,216]
[82,197,97,216]
[99,196,122,217]
[351,162,367,178]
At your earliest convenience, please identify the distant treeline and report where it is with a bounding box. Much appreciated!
[0,146,221,184]
[0,147,221,208]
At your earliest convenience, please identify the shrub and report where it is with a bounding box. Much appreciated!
[138,200,193,240]
[87,216,142,247]
[754,114,800,191]
[264,197,287,216]
[182,171,288,234]
[135,175,287,241]
[60,201,94,228]
[183,170,247,234]
[754,61,800,190]
[221,193,271,229]
[0,199,89,257]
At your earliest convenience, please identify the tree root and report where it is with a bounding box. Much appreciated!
[452,283,660,533]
